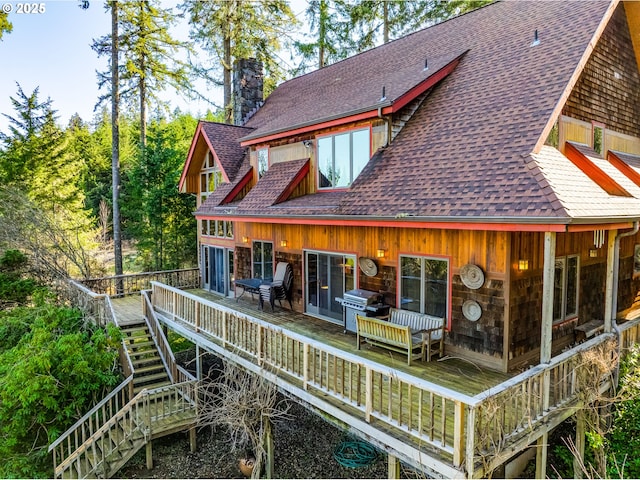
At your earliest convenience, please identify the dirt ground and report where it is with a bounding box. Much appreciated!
[119,350,388,479]
[119,399,388,479]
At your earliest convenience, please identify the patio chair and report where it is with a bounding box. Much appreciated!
[259,262,293,310]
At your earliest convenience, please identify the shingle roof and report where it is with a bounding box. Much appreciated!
[333,1,616,219]
[196,165,252,215]
[199,1,640,224]
[235,159,309,212]
[531,146,640,219]
[242,48,467,141]
[200,122,253,181]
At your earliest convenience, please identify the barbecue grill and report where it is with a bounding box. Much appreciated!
[335,289,389,333]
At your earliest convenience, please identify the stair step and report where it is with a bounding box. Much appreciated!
[127,340,156,349]
[134,380,172,394]
[131,356,162,368]
[128,348,160,358]
[134,363,166,374]
[134,372,170,384]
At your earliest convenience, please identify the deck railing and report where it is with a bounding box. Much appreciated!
[79,268,201,298]
[618,317,640,351]
[56,279,115,327]
[150,282,617,474]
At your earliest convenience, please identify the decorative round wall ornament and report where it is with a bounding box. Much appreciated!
[460,263,485,290]
[358,257,378,277]
[462,300,482,321]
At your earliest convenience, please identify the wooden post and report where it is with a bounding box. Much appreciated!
[189,427,197,453]
[388,453,401,479]
[365,367,373,422]
[540,231,556,364]
[264,416,274,479]
[604,229,617,333]
[146,440,153,469]
[303,343,310,390]
[535,433,548,480]
[196,344,202,381]
[465,406,476,479]
[453,401,465,467]
[574,410,585,479]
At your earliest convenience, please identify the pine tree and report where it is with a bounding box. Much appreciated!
[181,0,298,123]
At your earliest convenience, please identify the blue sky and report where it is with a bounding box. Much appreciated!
[0,0,308,133]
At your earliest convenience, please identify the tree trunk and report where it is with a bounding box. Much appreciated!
[383,0,389,43]
[111,0,123,278]
[139,1,147,148]
[318,0,326,68]
[223,1,233,124]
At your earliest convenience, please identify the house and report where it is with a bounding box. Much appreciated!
[174,0,640,477]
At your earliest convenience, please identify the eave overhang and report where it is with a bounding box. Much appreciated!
[239,54,465,148]
[193,212,640,233]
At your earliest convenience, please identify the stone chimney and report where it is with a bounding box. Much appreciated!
[233,58,264,126]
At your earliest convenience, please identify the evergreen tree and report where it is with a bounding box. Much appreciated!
[93,0,192,147]
[0,11,12,40]
[124,113,197,270]
[346,0,490,49]
[181,0,298,123]
[294,0,352,71]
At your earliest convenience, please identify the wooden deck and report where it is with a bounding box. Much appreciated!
[112,292,508,396]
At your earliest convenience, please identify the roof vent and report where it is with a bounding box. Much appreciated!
[423,58,428,71]
[380,85,387,102]
[530,29,540,47]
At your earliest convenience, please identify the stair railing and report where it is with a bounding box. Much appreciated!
[52,380,198,479]
[141,290,196,384]
[48,374,134,477]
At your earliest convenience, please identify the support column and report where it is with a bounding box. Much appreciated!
[388,454,401,479]
[146,441,153,469]
[536,232,555,480]
[574,410,586,479]
[535,434,548,480]
[264,417,274,479]
[540,231,556,364]
[196,344,202,381]
[604,230,617,333]
[189,427,197,453]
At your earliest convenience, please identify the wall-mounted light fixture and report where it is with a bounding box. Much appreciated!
[589,249,598,258]
[242,236,249,244]
[376,249,385,259]
[280,240,288,248]
[518,259,529,271]
[303,140,312,148]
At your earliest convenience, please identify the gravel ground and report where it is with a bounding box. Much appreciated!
[119,400,387,479]
[119,350,388,479]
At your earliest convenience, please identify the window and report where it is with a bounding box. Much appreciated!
[400,255,448,318]
[317,128,370,189]
[554,255,579,322]
[252,241,273,280]
[257,148,269,178]
[200,220,233,239]
[200,152,224,204]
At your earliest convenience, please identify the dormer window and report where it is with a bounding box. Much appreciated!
[200,152,223,204]
[317,127,370,189]
[257,148,269,178]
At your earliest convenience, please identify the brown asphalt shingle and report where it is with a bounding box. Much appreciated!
[200,122,253,181]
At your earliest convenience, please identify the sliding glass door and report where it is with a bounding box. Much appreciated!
[201,245,234,296]
[305,251,355,323]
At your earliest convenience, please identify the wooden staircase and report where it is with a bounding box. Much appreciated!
[121,322,172,394]
[49,292,198,479]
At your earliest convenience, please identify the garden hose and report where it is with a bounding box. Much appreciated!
[333,440,378,468]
